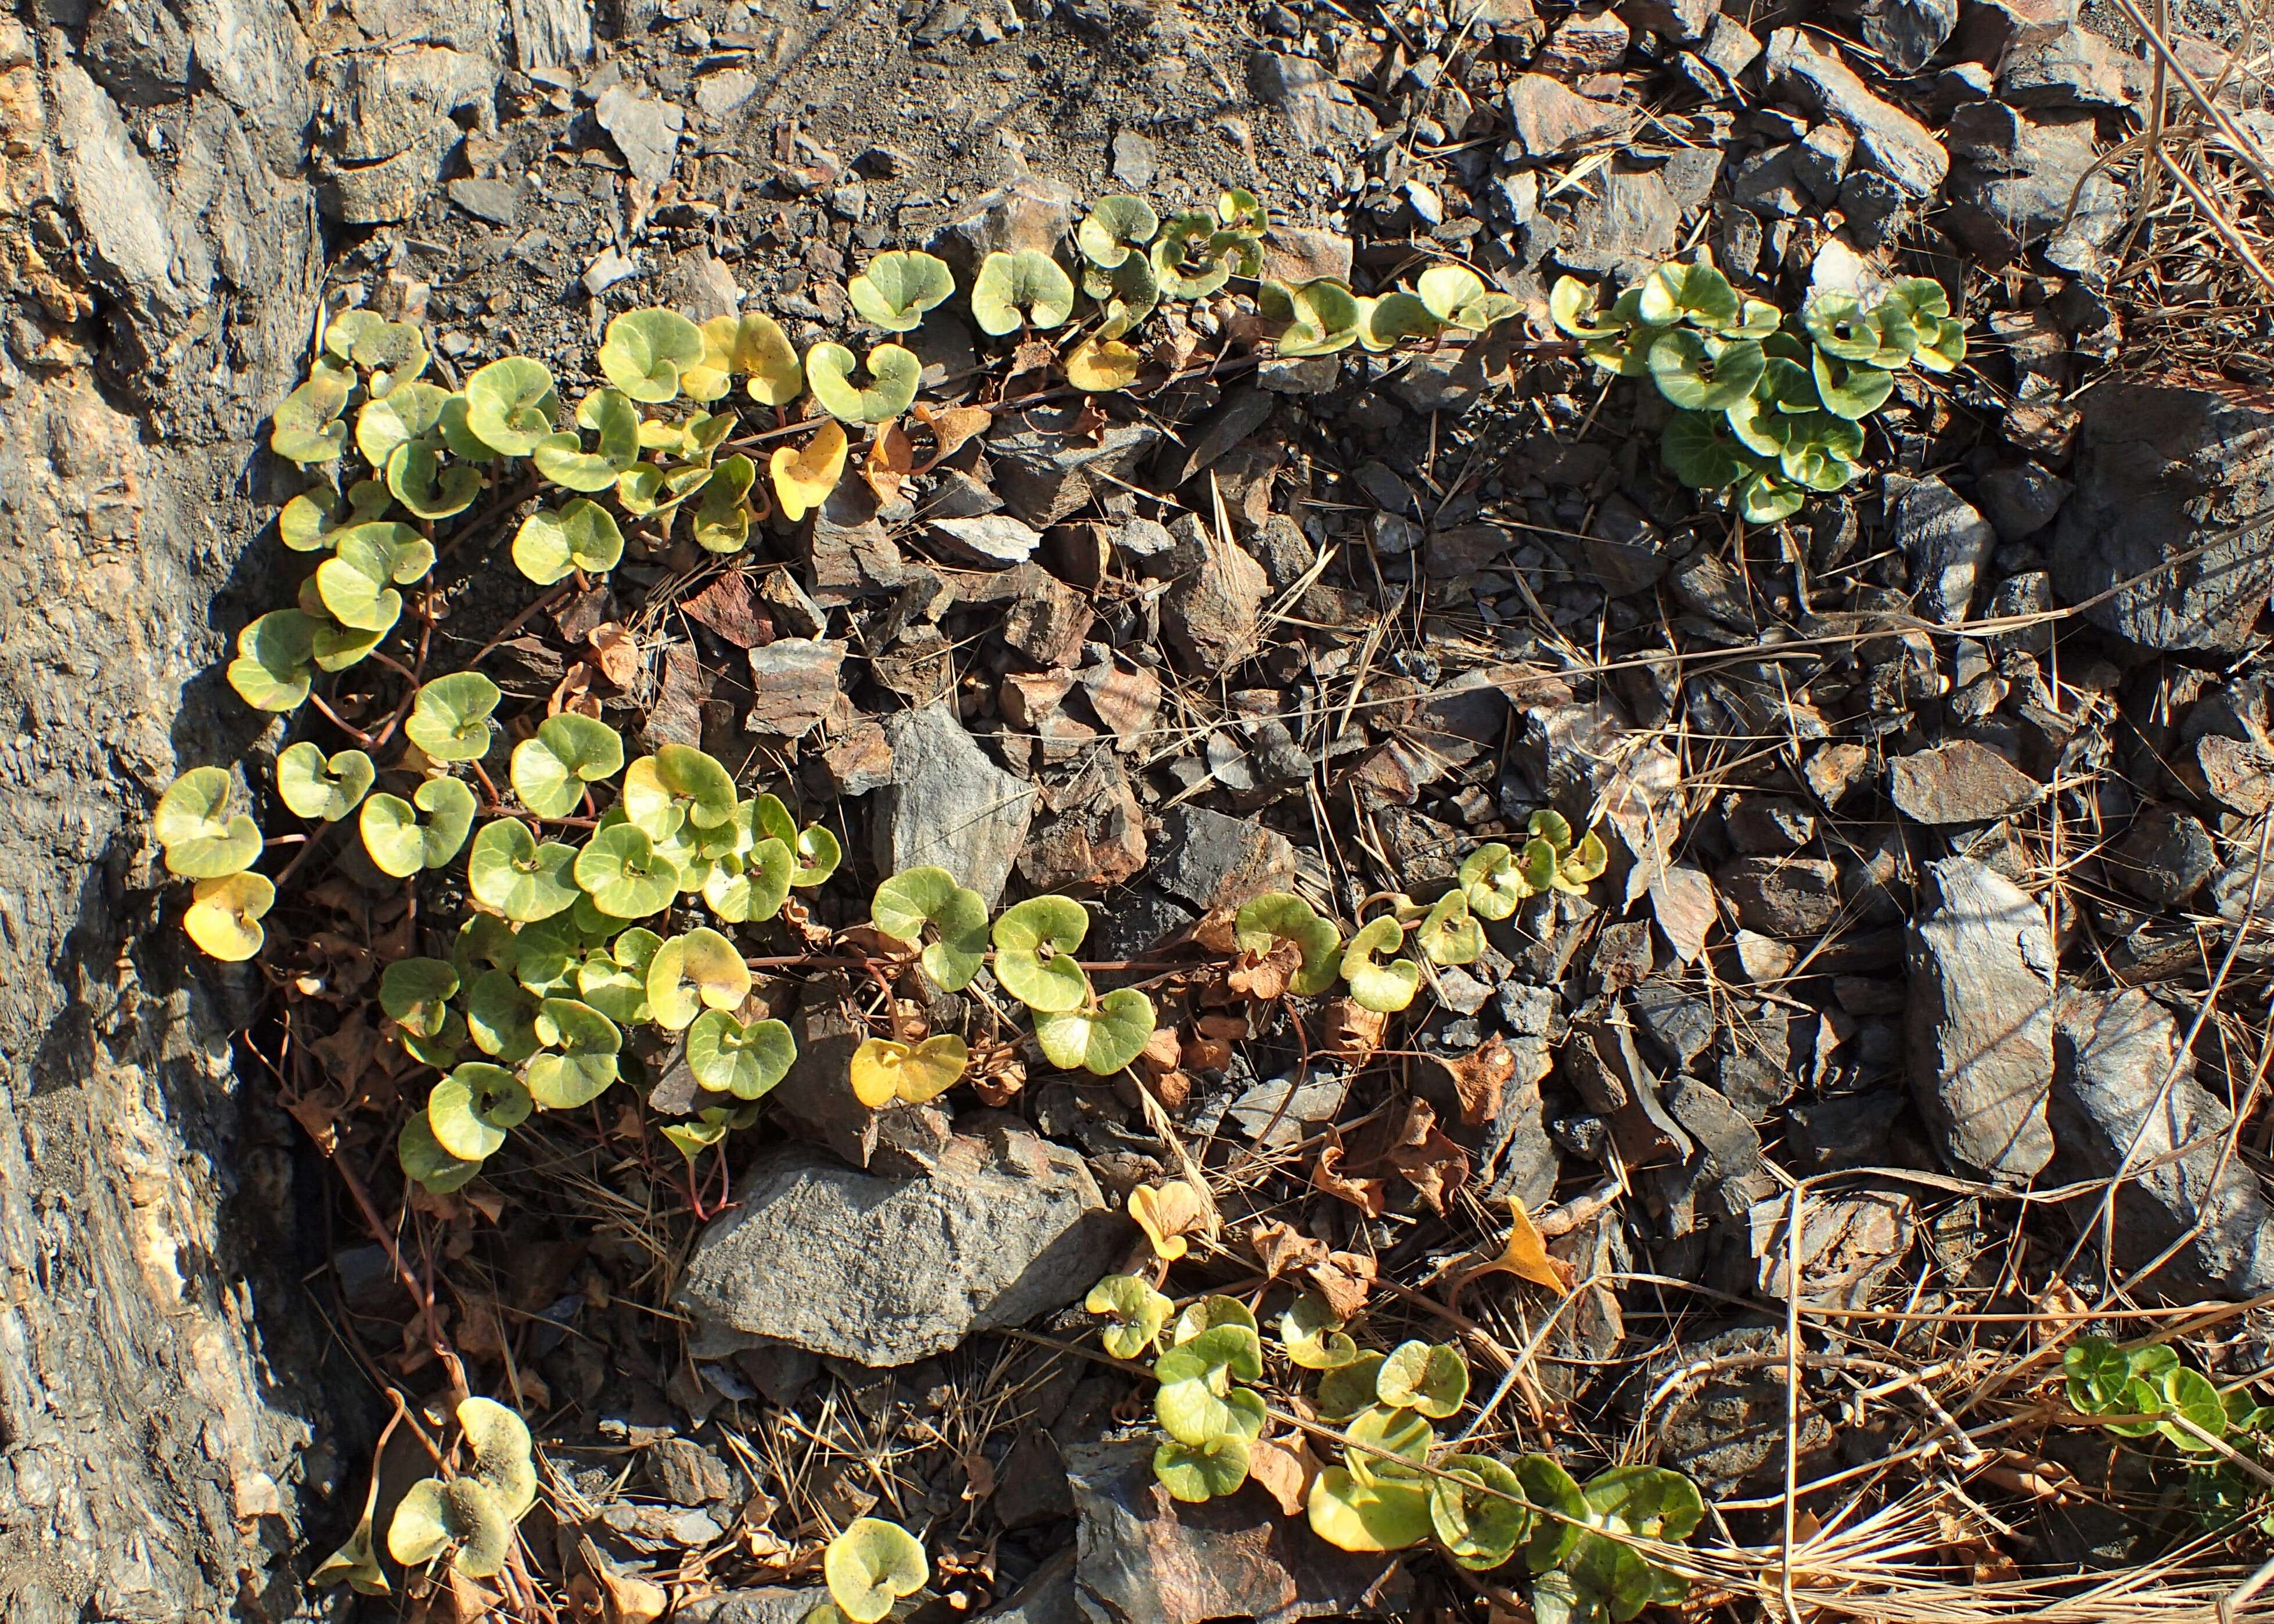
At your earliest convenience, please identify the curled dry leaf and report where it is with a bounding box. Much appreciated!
[1381,1099,1469,1216]
[1322,998,1387,1063]
[1311,1132,1387,1218]
[1309,1252,1376,1319]
[1227,937,1303,1002]
[1246,1435,1323,1519]
[587,624,641,688]
[1247,1218,1329,1279]
[911,401,993,472]
[1128,1179,1210,1263]
[1440,1034,1516,1127]
[863,420,915,504]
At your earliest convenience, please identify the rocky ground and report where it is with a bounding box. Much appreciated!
[8,0,2274,1618]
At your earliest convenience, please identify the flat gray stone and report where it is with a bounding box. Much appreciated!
[446,177,520,225]
[743,637,843,738]
[924,513,1041,568]
[675,1137,1124,1367]
[2053,988,2274,1298]
[1944,101,2123,272]
[1906,857,2056,1183]
[594,82,682,186]
[876,702,1036,907]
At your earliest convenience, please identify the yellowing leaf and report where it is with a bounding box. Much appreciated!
[769,420,848,522]
[848,1034,969,1109]
[185,871,274,962]
[1064,336,1140,393]
[1129,1179,1208,1263]
[1465,1196,1572,1296]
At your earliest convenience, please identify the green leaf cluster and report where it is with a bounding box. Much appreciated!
[1554,258,1966,524]
[1258,259,1521,359]
[1458,811,1609,922]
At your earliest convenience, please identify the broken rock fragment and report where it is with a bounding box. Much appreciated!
[742,638,843,739]
[1906,857,2056,1183]
[1887,740,2042,824]
[875,702,1037,906]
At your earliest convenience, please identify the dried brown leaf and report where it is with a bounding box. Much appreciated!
[1247,1218,1329,1279]
[1245,1435,1321,1518]
[912,402,992,471]
[588,623,641,687]
[1440,1034,1515,1127]
[1322,999,1387,1063]
[1308,1251,1376,1319]
[1381,1098,1468,1216]
[863,420,916,505]
[1311,1132,1387,1218]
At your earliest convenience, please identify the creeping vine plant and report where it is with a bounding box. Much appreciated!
[149,178,1618,1197]
[1552,254,1965,524]
[1086,1275,1703,1623]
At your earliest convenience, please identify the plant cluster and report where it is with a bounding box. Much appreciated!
[146,173,1596,1178]
[1086,1276,1702,1624]
[2064,1335,2274,1534]
[316,1396,538,1594]
[153,718,1603,1187]
[1550,255,1965,523]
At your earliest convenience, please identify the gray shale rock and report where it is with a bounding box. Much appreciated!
[0,9,373,1619]
[1892,476,1995,624]
[2052,989,2274,1297]
[876,702,1037,906]
[1907,858,2057,1182]
[676,1136,1126,1367]
[1764,27,1948,198]
[1943,100,2123,271]
[2052,381,2274,653]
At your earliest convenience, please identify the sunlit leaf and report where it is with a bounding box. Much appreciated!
[686,1009,797,1100]
[404,672,501,764]
[512,496,625,585]
[463,355,560,456]
[525,996,623,1108]
[848,1034,969,1108]
[1065,336,1142,393]
[467,819,581,922]
[1077,195,1161,269]
[510,713,624,820]
[805,341,922,424]
[770,418,849,523]
[823,1518,929,1624]
[155,766,263,877]
[848,249,956,332]
[359,776,476,877]
[646,926,750,1031]
[1341,915,1419,1013]
[183,871,274,961]
[1086,1273,1173,1360]
[598,308,707,404]
[1307,1467,1431,1553]
[870,866,990,991]
[427,1063,532,1161]
[970,250,1077,335]
[1034,987,1154,1074]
